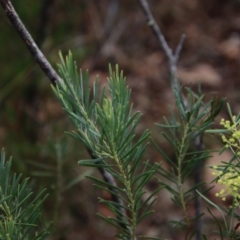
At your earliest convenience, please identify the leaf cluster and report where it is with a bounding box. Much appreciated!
[52,52,160,239]
[154,81,224,231]
[0,149,48,240]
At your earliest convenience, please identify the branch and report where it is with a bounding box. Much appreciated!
[138,0,185,90]
[0,0,128,234]
[87,149,129,233]
[0,0,61,85]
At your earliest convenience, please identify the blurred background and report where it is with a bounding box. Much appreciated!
[1,0,240,239]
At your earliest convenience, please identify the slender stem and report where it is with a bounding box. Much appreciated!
[177,124,190,229]
[138,0,185,91]
[113,151,136,240]
[88,149,130,238]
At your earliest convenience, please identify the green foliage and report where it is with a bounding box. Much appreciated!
[1,2,240,238]
[0,149,48,240]
[53,52,240,239]
[52,52,160,239]
[154,81,225,238]
[3,50,235,239]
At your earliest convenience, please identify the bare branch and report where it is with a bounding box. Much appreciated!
[174,34,186,63]
[138,0,173,60]
[87,149,130,233]
[138,0,185,89]
[0,0,61,85]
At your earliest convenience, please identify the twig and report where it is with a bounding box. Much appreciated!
[138,0,185,90]
[87,149,130,234]
[0,0,61,85]
[0,0,129,234]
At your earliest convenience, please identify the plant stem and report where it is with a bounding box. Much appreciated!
[138,0,185,91]
[113,151,136,240]
[177,123,190,230]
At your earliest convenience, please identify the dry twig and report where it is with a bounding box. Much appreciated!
[138,0,185,90]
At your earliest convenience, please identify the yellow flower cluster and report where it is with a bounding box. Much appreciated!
[212,166,240,207]
[211,116,240,207]
[220,117,240,156]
